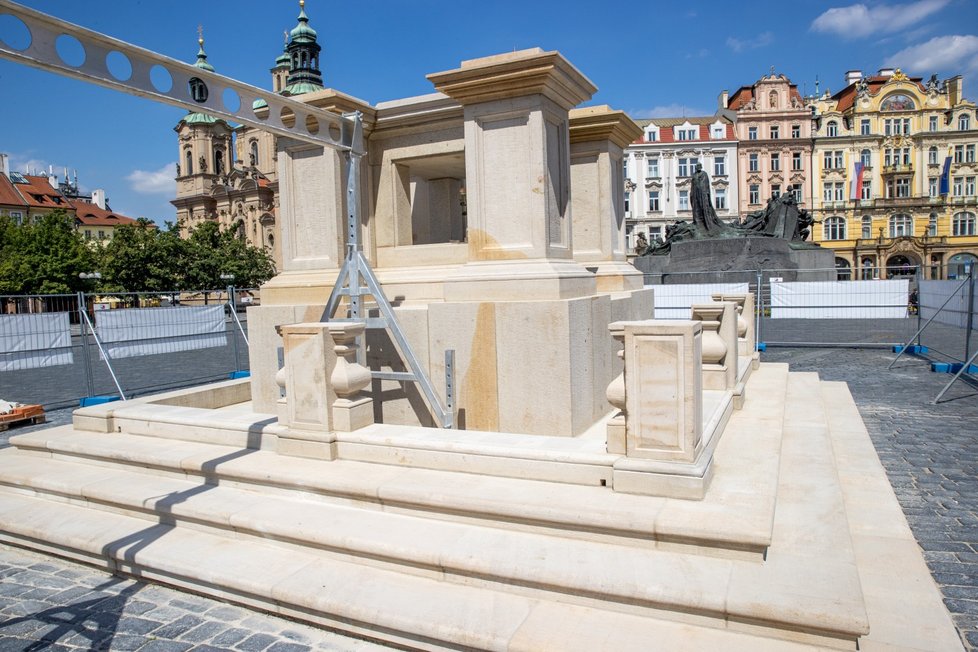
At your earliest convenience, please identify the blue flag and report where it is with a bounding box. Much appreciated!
[939,156,952,195]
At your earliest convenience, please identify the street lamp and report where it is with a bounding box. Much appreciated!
[78,272,102,280]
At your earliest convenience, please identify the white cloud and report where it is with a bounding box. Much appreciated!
[127,162,176,194]
[631,104,711,119]
[9,154,53,176]
[811,0,948,38]
[726,31,773,53]
[884,34,978,73]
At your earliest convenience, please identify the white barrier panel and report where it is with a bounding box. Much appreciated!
[920,280,975,328]
[96,306,227,359]
[771,280,909,319]
[0,313,73,371]
[649,283,750,319]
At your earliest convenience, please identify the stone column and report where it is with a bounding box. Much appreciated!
[326,322,374,432]
[428,49,600,301]
[569,105,644,292]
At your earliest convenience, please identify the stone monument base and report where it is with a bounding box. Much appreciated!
[633,237,836,284]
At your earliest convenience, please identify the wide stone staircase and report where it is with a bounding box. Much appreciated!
[0,364,962,651]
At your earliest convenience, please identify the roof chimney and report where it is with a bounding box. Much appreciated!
[878,68,895,78]
[718,89,729,109]
[946,75,963,106]
[92,188,107,210]
[0,153,8,178]
[845,70,862,86]
[47,173,58,189]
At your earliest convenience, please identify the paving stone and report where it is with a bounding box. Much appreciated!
[178,620,228,643]
[267,642,312,652]
[205,604,249,622]
[138,640,195,652]
[211,626,251,647]
[149,614,204,639]
[236,632,279,651]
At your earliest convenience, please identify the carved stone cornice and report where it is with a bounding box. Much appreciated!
[569,105,643,147]
[428,48,597,110]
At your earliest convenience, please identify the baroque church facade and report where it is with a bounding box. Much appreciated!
[171,1,326,271]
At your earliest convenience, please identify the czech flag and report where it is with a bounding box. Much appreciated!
[939,155,952,195]
[850,161,865,200]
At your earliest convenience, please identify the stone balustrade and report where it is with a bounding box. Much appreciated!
[710,292,756,357]
[691,302,738,392]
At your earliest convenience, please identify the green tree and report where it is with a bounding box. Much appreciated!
[182,219,275,290]
[100,218,186,292]
[0,210,94,294]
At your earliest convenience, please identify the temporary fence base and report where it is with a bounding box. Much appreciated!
[930,362,978,374]
[893,345,928,354]
[228,371,251,379]
[78,395,122,408]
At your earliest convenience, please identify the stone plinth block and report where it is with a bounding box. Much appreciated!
[691,302,738,392]
[711,292,756,357]
[278,322,339,459]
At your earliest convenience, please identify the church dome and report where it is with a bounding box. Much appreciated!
[289,1,317,43]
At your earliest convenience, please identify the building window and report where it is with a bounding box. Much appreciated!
[98,230,106,240]
[770,152,781,171]
[860,119,871,135]
[714,156,726,176]
[824,182,845,202]
[749,184,760,205]
[894,178,911,198]
[791,184,803,202]
[748,126,757,140]
[953,176,964,196]
[826,121,839,137]
[823,151,843,169]
[953,212,976,236]
[929,213,938,236]
[860,149,872,167]
[647,158,659,178]
[677,127,697,141]
[645,128,658,142]
[967,176,977,196]
[791,124,801,139]
[770,125,780,139]
[792,152,802,170]
[84,230,92,240]
[861,180,872,200]
[960,114,972,131]
[930,177,939,197]
[928,146,939,165]
[715,188,727,209]
[648,190,660,211]
[184,149,193,175]
[955,145,964,163]
[771,184,781,199]
[929,115,938,132]
[968,145,976,163]
[249,141,259,166]
[749,153,759,172]
[624,192,629,213]
[623,159,630,181]
[862,215,872,239]
[678,157,697,177]
[678,190,689,210]
[711,125,724,139]
[823,216,846,240]
[889,214,913,237]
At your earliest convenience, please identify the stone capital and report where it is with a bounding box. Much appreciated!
[427,48,597,110]
[569,105,644,148]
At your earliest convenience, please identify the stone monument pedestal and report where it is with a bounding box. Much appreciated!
[633,237,836,284]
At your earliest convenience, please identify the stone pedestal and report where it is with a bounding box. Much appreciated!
[691,302,738,392]
[569,105,644,293]
[277,322,339,459]
[608,320,718,499]
[712,292,756,357]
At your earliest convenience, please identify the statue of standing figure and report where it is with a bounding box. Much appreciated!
[691,163,737,238]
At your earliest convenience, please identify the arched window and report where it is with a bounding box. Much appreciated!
[826,120,839,137]
[823,216,847,240]
[184,149,193,175]
[889,213,913,237]
[214,149,224,176]
[928,146,939,165]
[835,257,852,280]
[953,211,976,236]
[249,141,259,167]
[862,257,876,280]
[959,114,972,131]
[929,212,938,236]
[860,149,871,167]
[948,252,978,278]
[861,215,872,239]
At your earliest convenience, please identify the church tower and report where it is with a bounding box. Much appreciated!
[282,0,324,96]
[172,32,234,236]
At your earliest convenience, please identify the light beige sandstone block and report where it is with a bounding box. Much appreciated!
[692,301,738,391]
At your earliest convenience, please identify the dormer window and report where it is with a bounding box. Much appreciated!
[676,127,697,141]
[960,114,972,131]
[826,120,839,137]
[645,127,658,142]
[711,124,725,139]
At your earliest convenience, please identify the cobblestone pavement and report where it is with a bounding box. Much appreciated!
[764,346,978,651]
[0,544,391,651]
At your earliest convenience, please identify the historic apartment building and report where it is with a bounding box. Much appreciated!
[172,1,328,270]
[809,68,978,279]
[624,116,738,251]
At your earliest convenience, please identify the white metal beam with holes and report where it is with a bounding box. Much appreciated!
[0,0,358,153]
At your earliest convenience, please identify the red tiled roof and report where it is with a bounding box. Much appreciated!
[17,175,71,210]
[0,174,27,209]
[728,82,804,110]
[71,200,139,227]
[833,75,927,112]
[634,117,735,144]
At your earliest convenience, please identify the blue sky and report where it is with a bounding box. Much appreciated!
[2,0,977,224]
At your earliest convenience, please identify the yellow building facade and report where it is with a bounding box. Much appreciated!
[810,69,978,279]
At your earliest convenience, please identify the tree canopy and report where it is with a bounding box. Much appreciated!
[0,211,276,295]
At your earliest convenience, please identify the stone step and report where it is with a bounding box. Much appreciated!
[9,362,790,558]
[818,380,964,652]
[0,491,826,652]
